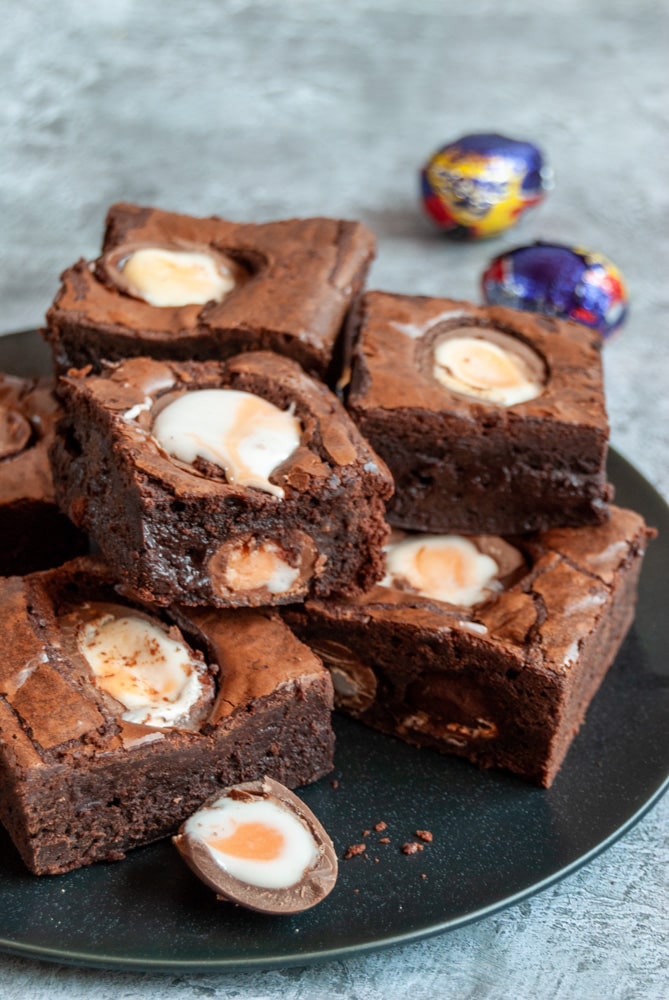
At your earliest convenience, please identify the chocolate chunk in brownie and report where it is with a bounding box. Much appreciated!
[346,291,613,534]
[0,556,334,875]
[50,352,393,607]
[45,202,376,383]
[284,506,653,787]
[0,373,88,576]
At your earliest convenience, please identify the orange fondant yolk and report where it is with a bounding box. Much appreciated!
[226,543,286,590]
[415,543,469,589]
[209,821,286,862]
[455,342,524,389]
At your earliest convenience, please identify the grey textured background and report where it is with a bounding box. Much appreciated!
[0,1,667,997]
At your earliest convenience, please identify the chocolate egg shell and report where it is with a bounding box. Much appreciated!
[420,132,550,239]
[481,242,628,338]
[173,776,338,914]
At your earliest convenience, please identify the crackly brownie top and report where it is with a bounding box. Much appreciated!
[57,352,393,504]
[348,290,608,430]
[299,506,652,676]
[0,556,329,765]
[0,373,61,504]
[47,202,376,348]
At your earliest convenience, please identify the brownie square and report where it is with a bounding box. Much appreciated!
[0,556,334,875]
[45,202,376,382]
[347,290,612,535]
[0,373,87,576]
[50,352,393,607]
[284,507,653,786]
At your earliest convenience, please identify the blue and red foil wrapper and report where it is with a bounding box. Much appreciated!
[482,243,628,339]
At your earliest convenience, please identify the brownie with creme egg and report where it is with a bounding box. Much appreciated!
[44,202,376,383]
[346,291,612,535]
[0,556,334,875]
[283,506,653,786]
[49,352,393,608]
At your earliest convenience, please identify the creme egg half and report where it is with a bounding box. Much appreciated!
[183,795,317,889]
[76,605,214,729]
[433,333,544,406]
[121,247,236,307]
[382,534,502,607]
[173,778,338,914]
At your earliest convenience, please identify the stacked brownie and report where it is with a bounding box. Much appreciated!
[346,292,613,534]
[0,203,388,874]
[0,203,654,876]
[287,290,654,786]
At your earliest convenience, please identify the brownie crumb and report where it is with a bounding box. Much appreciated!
[374,821,387,832]
[415,829,433,843]
[421,873,427,880]
[379,837,391,844]
[401,842,424,855]
[362,829,371,837]
[344,843,367,859]
[330,779,340,789]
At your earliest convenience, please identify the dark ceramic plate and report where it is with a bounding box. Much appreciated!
[0,330,667,972]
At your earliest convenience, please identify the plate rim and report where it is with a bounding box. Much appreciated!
[0,779,666,973]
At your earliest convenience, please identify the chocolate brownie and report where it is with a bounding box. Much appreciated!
[284,506,653,786]
[50,352,393,608]
[45,202,376,382]
[0,556,334,875]
[347,291,613,534]
[0,374,87,576]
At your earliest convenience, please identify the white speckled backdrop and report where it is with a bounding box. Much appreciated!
[0,1,667,997]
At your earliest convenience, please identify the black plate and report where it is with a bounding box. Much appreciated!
[0,330,667,972]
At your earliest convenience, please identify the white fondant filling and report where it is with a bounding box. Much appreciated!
[121,248,235,307]
[185,796,318,889]
[78,613,206,727]
[152,388,301,498]
[123,396,152,422]
[433,336,543,406]
[382,534,500,607]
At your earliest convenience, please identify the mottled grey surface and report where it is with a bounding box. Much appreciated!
[0,1,667,997]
